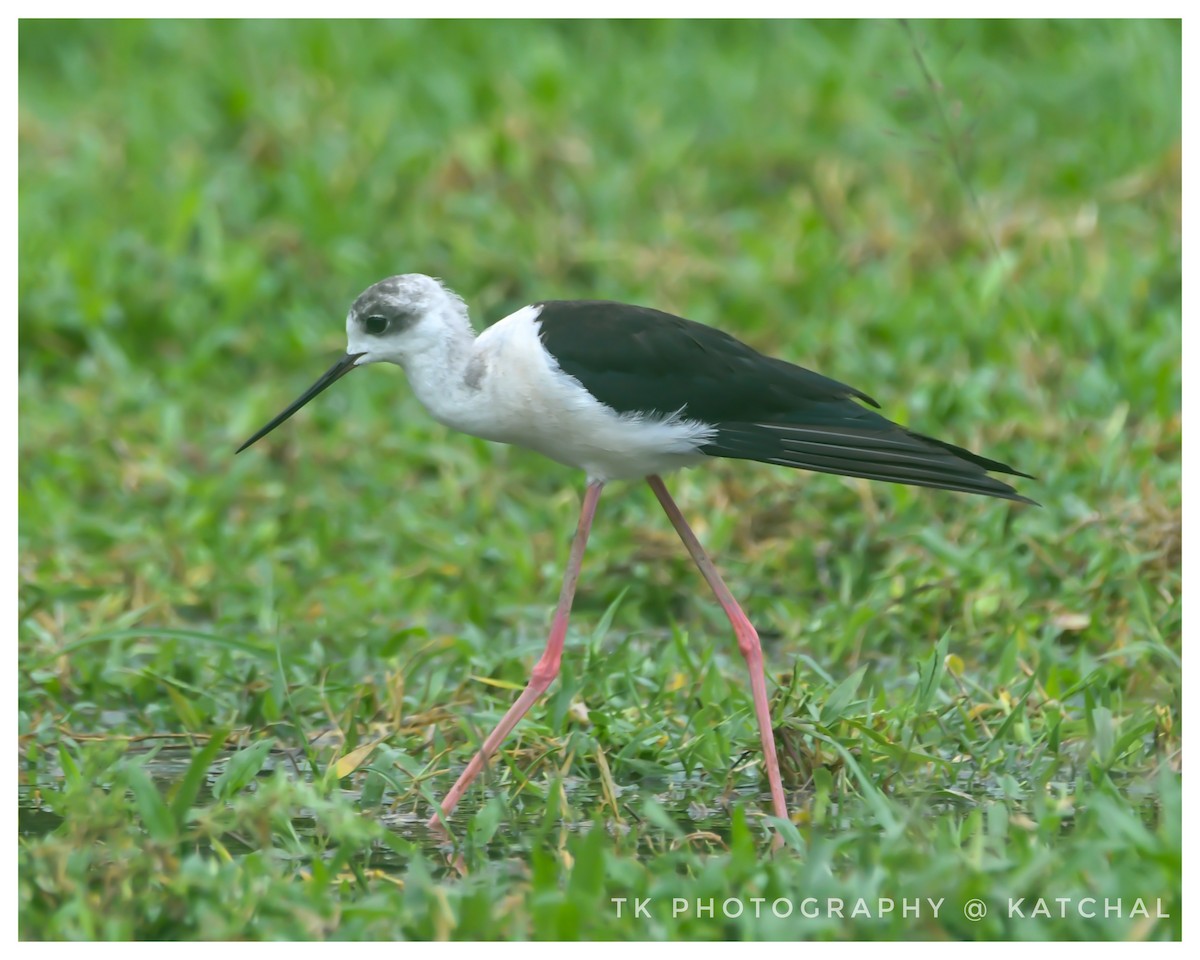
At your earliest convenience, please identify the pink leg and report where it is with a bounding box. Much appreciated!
[429,480,605,831]
[646,475,790,843]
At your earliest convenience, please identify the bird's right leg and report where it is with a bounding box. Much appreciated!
[428,480,605,832]
[645,474,790,849]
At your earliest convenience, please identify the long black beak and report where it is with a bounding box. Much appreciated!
[236,352,366,453]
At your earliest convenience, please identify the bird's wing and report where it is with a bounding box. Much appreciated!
[536,300,1034,504]
[535,300,879,422]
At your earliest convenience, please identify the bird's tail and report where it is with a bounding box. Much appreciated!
[702,420,1037,504]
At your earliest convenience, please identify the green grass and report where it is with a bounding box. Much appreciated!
[18,20,1180,940]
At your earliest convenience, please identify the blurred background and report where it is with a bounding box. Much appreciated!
[19,21,1180,940]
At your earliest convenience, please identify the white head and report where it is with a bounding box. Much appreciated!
[345,274,469,367]
[236,273,469,453]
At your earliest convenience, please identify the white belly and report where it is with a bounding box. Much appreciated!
[498,405,712,481]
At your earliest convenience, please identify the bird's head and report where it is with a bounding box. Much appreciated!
[236,273,466,453]
[345,273,467,366]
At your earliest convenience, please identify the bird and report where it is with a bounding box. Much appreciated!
[237,273,1034,844]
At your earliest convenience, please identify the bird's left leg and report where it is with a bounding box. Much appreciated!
[645,474,790,845]
[428,480,605,833]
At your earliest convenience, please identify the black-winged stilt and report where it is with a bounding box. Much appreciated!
[238,274,1034,843]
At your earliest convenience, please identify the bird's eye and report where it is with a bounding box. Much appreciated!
[364,315,389,335]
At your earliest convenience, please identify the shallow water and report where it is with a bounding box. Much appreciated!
[18,742,769,866]
[24,737,1155,871]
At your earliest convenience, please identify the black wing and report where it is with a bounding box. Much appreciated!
[536,300,880,419]
[536,300,1035,504]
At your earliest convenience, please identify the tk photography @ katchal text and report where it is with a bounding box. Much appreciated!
[610,895,1172,922]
